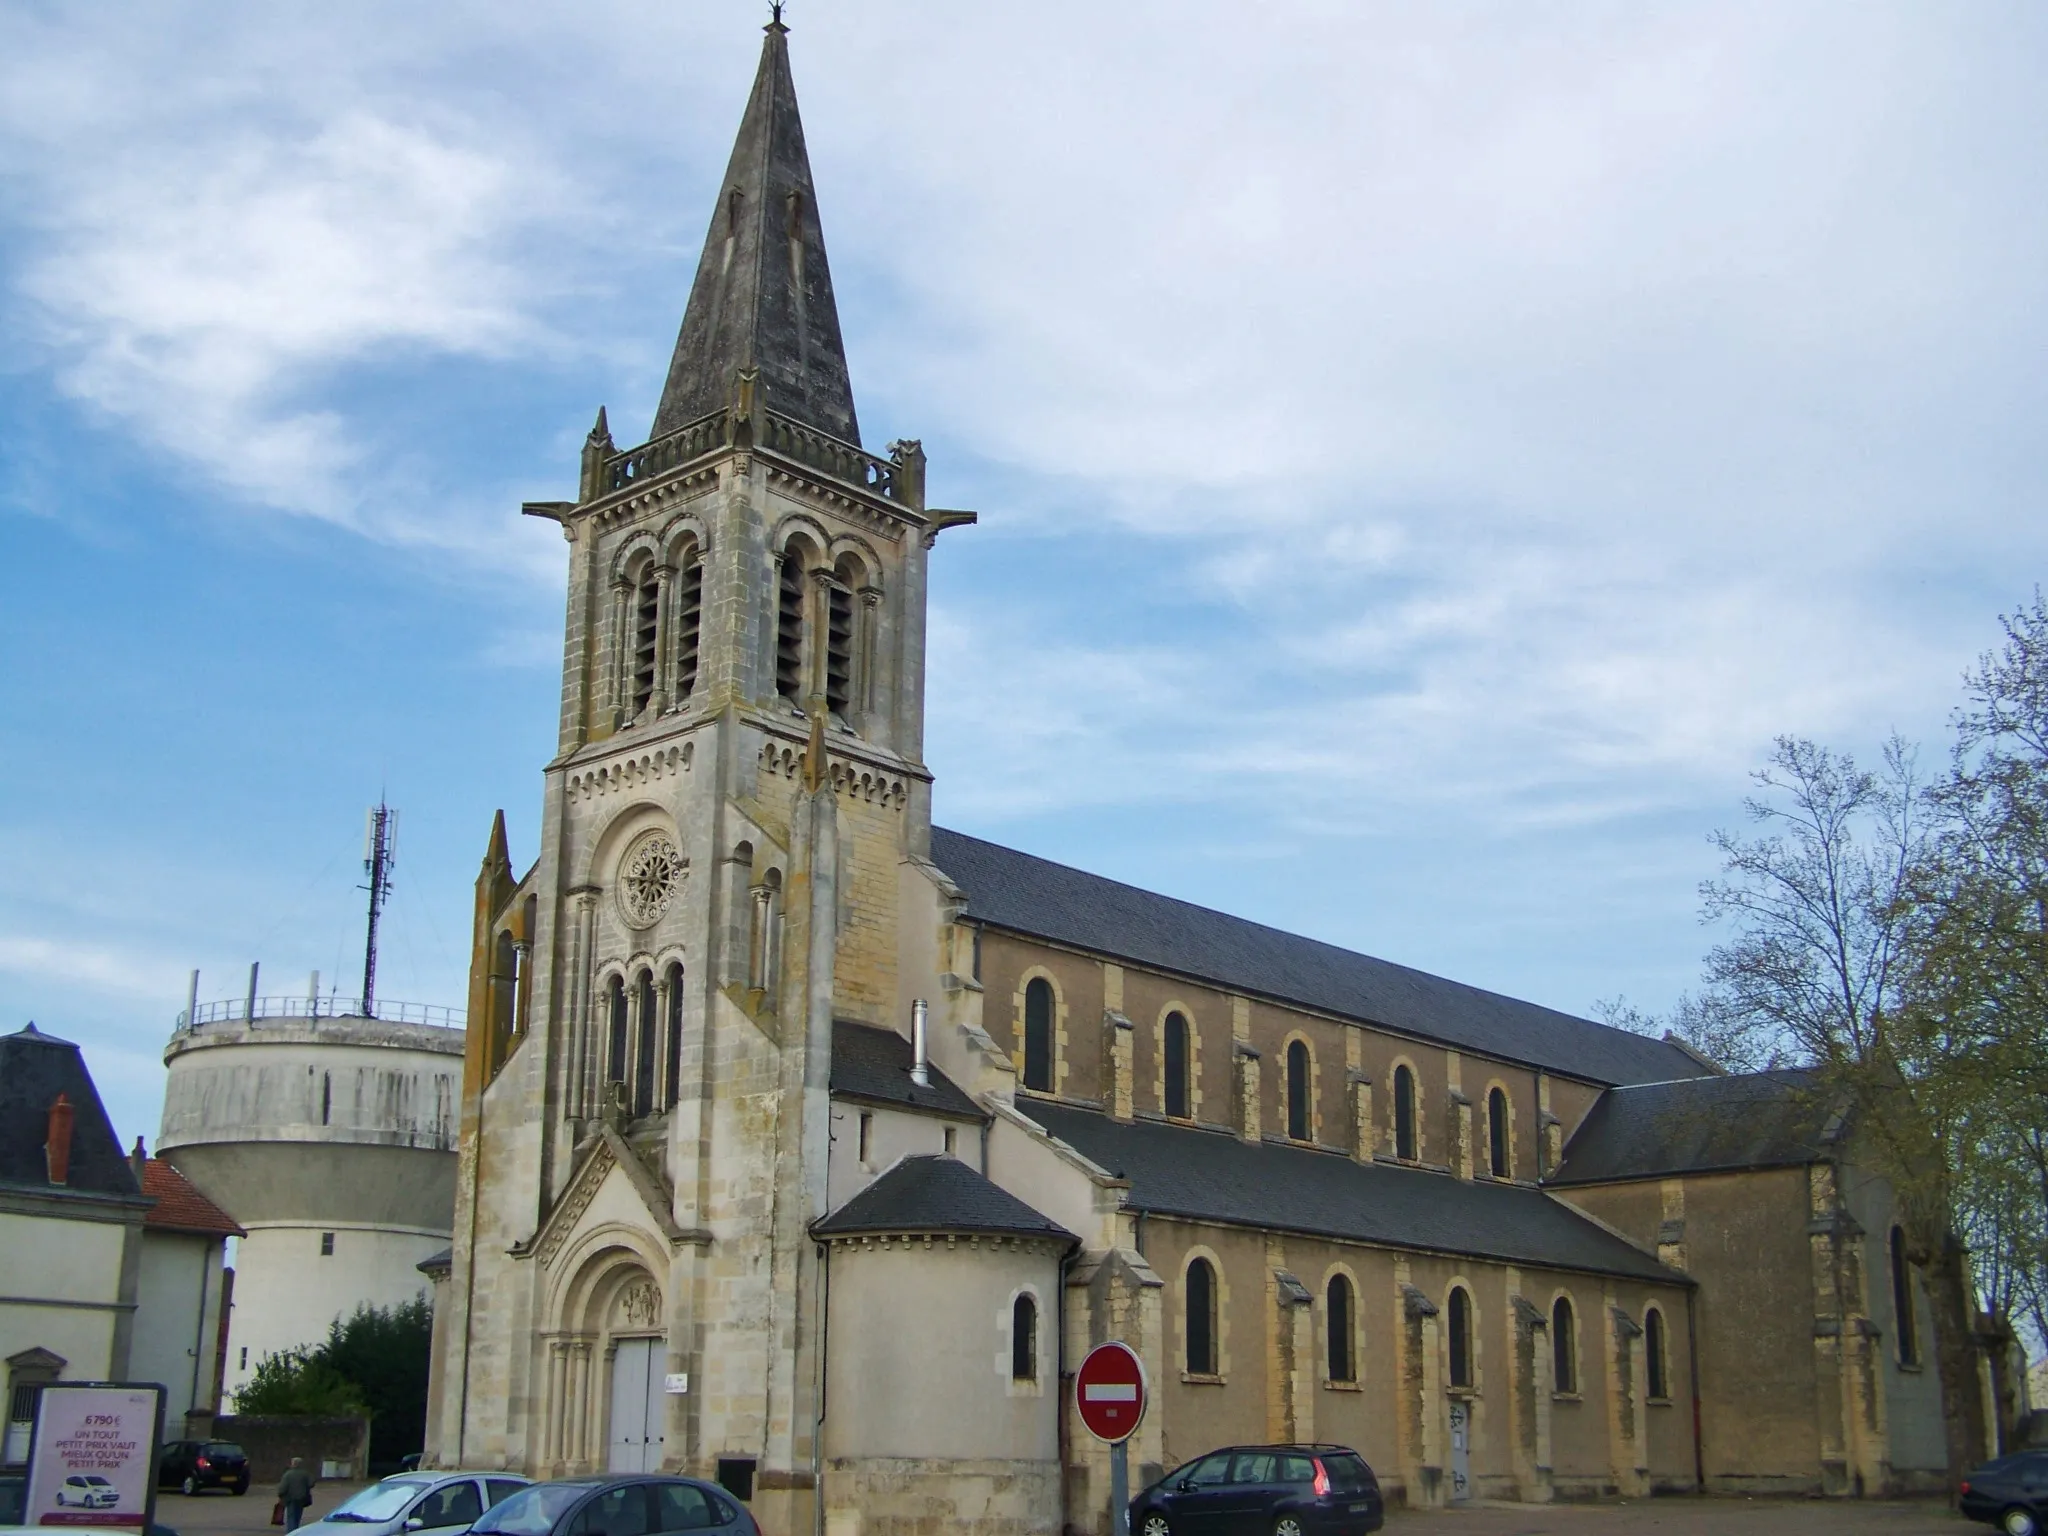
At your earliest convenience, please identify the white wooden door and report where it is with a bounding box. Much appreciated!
[607,1339,660,1473]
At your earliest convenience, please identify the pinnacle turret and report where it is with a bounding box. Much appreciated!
[651,18,860,446]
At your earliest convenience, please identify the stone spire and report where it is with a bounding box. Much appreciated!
[651,17,860,446]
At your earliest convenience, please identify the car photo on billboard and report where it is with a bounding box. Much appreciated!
[19,1385,165,1532]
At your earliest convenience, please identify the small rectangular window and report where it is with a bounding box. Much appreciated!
[319,1232,335,1257]
[943,1126,958,1157]
[715,1458,755,1503]
[239,1347,248,1371]
[858,1112,873,1166]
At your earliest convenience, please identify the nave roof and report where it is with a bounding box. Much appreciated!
[1023,1099,1683,1285]
[930,827,1708,1088]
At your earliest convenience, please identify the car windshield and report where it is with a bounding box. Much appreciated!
[470,1484,590,1536]
[327,1479,435,1522]
[204,1443,245,1457]
[1319,1454,1375,1494]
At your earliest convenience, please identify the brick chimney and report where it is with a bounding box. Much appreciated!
[46,1093,74,1185]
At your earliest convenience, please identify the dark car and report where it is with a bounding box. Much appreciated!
[467,1476,758,1536]
[1131,1445,1383,1536]
[157,1439,250,1496]
[1961,1451,2048,1536]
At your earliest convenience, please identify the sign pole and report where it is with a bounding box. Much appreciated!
[1075,1341,1147,1536]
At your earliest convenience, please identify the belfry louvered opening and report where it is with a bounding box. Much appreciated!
[672,555,704,700]
[825,581,854,716]
[629,567,661,717]
[775,544,809,703]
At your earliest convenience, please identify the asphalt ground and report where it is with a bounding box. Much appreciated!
[152,1486,1972,1536]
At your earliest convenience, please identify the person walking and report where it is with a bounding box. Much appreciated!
[276,1458,316,1532]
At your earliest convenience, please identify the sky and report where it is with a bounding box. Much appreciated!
[3,1,2045,1150]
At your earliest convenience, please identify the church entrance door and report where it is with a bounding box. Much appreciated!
[1447,1399,1470,1502]
[606,1338,663,1473]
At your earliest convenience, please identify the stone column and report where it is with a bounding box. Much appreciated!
[567,889,600,1121]
[650,563,674,713]
[1235,1044,1263,1144]
[542,1339,568,1469]
[1350,1073,1374,1162]
[606,578,630,728]
[1107,1013,1135,1121]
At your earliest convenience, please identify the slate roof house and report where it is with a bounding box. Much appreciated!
[422,20,1967,1533]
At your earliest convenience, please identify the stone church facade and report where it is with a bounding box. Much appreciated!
[423,21,1972,1534]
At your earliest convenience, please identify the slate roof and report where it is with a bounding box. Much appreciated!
[141,1157,245,1238]
[812,1154,1075,1242]
[650,19,860,445]
[0,1024,143,1201]
[831,1020,983,1120]
[417,1247,453,1277]
[1024,1100,1683,1285]
[930,827,1704,1088]
[1549,1068,1837,1186]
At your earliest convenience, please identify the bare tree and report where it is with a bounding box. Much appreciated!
[1694,734,1990,1492]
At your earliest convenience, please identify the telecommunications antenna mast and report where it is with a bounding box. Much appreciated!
[361,801,398,1015]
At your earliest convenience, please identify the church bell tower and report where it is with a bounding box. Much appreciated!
[436,19,974,1531]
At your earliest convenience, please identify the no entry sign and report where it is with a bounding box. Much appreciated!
[1075,1341,1147,1443]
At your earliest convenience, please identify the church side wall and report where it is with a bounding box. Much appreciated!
[1134,1216,1694,1509]
[1561,1167,1822,1494]
[974,929,1600,1181]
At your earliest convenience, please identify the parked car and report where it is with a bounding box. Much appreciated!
[1961,1451,2048,1536]
[1130,1444,1384,1536]
[300,1472,532,1536]
[158,1439,250,1496]
[467,1476,759,1536]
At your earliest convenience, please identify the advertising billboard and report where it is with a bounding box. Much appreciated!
[21,1384,164,1530]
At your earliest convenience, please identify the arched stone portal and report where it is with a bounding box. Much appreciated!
[541,1231,667,1476]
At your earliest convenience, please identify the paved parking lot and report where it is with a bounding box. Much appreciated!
[1382,1498,1966,1535]
[156,1484,366,1536]
[155,1486,1972,1536]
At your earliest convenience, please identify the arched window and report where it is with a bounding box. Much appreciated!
[1326,1273,1355,1384]
[1163,1012,1190,1119]
[606,976,628,1090]
[1488,1087,1510,1178]
[1022,978,1054,1093]
[672,550,704,701]
[1447,1285,1473,1389]
[1552,1295,1577,1394]
[663,964,684,1109]
[774,542,810,703]
[634,971,658,1116]
[1393,1064,1417,1160]
[1890,1226,1919,1366]
[1011,1293,1037,1382]
[1286,1040,1311,1141]
[1185,1258,1218,1376]
[1645,1307,1669,1400]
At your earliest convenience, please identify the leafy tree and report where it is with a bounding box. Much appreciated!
[235,1349,368,1418]
[235,1297,432,1470]
[317,1297,434,1469]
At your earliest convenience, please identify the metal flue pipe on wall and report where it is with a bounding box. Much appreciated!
[911,998,929,1088]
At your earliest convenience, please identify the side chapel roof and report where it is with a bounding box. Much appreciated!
[650,16,861,445]
[1548,1067,1838,1186]
[930,827,1707,1087]
[830,1020,983,1120]
[0,1024,143,1201]
[812,1154,1075,1243]
[1025,1100,1681,1285]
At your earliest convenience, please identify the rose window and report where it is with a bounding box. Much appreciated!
[618,833,682,927]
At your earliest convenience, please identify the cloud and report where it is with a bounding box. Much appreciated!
[0,934,184,1003]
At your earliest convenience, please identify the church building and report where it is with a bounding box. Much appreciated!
[424,22,1971,1534]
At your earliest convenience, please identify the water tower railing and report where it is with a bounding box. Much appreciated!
[177,996,466,1030]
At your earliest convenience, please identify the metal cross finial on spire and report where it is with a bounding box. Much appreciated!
[768,1,787,30]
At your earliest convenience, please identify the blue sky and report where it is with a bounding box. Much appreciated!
[4,1,2045,1148]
